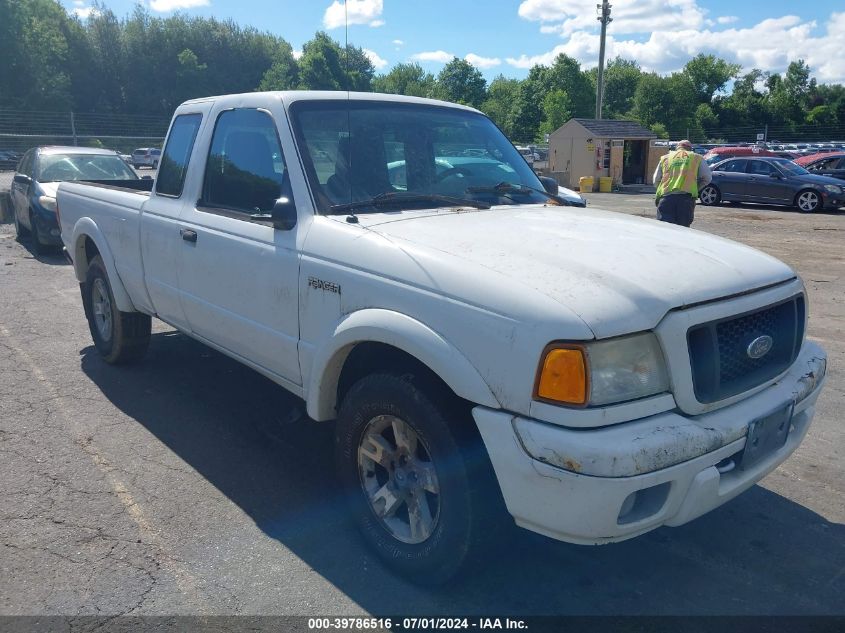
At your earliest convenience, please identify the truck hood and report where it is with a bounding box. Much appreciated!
[363,205,796,338]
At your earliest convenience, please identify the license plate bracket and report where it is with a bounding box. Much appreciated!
[739,404,793,471]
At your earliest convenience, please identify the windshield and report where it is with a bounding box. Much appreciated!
[289,100,553,213]
[774,160,809,176]
[37,154,137,183]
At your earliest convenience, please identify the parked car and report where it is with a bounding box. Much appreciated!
[703,146,779,165]
[699,156,845,213]
[131,147,161,169]
[0,149,22,170]
[795,153,845,180]
[11,146,141,254]
[516,146,537,164]
[57,91,826,583]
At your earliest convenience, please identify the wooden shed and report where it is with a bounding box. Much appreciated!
[548,118,666,189]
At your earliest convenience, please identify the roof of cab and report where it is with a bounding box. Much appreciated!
[37,146,120,156]
[179,90,481,114]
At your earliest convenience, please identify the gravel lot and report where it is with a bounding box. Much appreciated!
[0,195,843,616]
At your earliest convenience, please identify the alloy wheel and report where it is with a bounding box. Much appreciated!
[358,414,441,544]
[91,278,113,342]
[797,191,819,212]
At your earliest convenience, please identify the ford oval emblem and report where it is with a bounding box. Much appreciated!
[747,335,774,360]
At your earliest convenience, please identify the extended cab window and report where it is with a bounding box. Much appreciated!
[156,113,201,197]
[201,108,286,214]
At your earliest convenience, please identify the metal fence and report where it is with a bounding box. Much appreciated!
[0,109,169,165]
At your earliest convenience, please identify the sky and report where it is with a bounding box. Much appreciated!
[61,0,845,85]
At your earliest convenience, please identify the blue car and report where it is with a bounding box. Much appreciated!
[11,146,139,254]
[700,156,845,213]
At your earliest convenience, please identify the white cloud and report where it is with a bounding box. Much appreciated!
[717,15,739,24]
[518,0,706,36]
[411,50,455,64]
[323,0,384,29]
[363,48,388,70]
[464,53,501,69]
[149,0,209,11]
[71,6,100,18]
[511,4,845,84]
[392,39,404,46]
[292,49,303,60]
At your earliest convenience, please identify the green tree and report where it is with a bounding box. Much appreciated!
[480,75,520,137]
[683,54,740,103]
[601,57,642,117]
[435,58,487,108]
[372,63,434,97]
[545,53,593,117]
[0,0,74,109]
[258,41,299,91]
[297,31,346,90]
[509,66,546,142]
[539,89,572,137]
[806,105,836,126]
[342,43,376,91]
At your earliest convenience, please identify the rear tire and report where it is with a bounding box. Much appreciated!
[335,372,501,585]
[83,255,151,364]
[795,189,820,213]
[699,184,720,206]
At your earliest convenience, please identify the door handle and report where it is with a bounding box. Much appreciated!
[180,228,197,243]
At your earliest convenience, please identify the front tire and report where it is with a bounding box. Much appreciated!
[795,189,820,213]
[29,212,49,255]
[335,373,498,584]
[699,184,720,206]
[13,209,29,242]
[83,255,151,364]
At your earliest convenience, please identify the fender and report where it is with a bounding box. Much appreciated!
[305,308,500,421]
[70,217,137,313]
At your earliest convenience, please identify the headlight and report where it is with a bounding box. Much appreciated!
[38,195,57,212]
[535,332,669,407]
[823,185,841,194]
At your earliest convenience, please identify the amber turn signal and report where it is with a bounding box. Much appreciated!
[536,347,588,405]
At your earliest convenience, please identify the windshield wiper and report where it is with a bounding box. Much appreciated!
[466,181,576,206]
[329,191,490,214]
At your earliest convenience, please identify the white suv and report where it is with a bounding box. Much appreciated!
[131,147,161,169]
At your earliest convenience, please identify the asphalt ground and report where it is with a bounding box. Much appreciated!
[0,193,843,617]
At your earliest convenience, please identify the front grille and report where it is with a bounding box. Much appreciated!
[687,295,805,403]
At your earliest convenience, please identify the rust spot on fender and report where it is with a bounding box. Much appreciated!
[563,457,582,472]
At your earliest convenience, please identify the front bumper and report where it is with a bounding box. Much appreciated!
[822,193,845,209]
[32,206,62,245]
[474,341,827,545]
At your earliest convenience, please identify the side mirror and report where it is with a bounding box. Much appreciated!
[13,174,31,185]
[769,172,782,179]
[271,197,297,231]
[538,176,559,195]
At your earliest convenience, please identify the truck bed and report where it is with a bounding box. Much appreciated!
[72,178,154,195]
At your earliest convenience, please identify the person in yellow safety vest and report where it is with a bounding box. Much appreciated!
[653,140,712,227]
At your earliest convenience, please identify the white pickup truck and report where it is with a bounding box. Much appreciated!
[57,91,827,583]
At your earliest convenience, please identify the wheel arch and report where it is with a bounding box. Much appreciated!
[70,218,136,312]
[305,309,500,421]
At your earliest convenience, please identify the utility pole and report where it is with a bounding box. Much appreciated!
[595,1,612,120]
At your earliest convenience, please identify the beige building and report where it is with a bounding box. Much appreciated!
[548,118,668,189]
